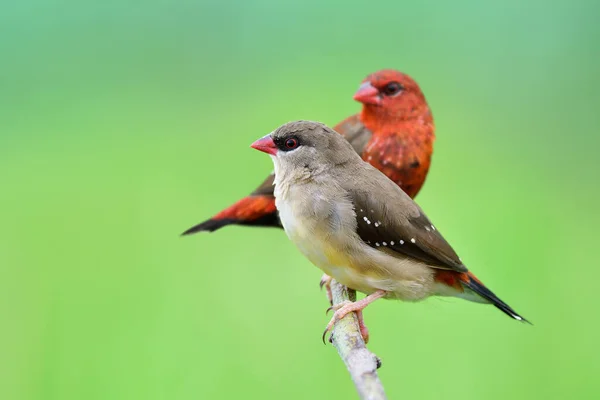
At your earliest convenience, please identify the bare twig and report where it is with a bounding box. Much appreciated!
[328,279,387,400]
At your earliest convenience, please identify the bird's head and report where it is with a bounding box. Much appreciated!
[250,121,358,178]
[354,69,430,122]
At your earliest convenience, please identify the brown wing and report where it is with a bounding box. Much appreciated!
[250,174,275,196]
[334,114,373,155]
[346,182,466,272]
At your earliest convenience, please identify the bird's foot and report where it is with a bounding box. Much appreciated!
[319,274,333,305]
[323,301,370,343]
[322,290,386,344]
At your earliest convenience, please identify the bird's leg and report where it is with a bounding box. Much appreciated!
[355,310,370,343]
[323,290,387,344]
[319,274,334,305]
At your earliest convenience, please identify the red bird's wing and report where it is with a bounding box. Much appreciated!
[334,114,373,154]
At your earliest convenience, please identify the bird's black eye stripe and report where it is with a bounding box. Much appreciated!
[382,81,404,96]
[274,136,301,151]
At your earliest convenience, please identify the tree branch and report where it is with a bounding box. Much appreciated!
[328,279,387,400]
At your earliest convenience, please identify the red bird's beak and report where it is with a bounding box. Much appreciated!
[353,82,381,105]
[250,135,278,156]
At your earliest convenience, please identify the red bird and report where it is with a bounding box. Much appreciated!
[183,69,435,234]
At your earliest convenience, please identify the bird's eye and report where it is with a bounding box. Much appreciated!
[275,135,301,152]
[382,82,403,96]
[284,138,299,150]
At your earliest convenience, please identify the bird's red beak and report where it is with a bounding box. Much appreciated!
[353,82,381,105]
[250,135,278,156]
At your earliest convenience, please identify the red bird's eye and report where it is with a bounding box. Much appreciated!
[382,82,403,96]
[285,138,298,149]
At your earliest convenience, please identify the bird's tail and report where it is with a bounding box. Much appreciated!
[181,195,281,235]
[459,272,530,323]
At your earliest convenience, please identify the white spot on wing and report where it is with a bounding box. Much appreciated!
[399,240,404,245]
[410,238,416,243]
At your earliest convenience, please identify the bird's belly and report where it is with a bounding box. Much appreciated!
[277,190,434,300]
[285,223,396,295]
[297,237,381,294]
[278,210,362,286]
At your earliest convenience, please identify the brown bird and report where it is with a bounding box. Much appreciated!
[182,69,434,234]
[250,121,528,342]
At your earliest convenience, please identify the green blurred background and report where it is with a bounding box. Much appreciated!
[1,0,599,399]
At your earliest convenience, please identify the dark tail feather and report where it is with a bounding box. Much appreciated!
[181,195,282,236]
[181,213,282,235]
[181,218,239,235]
[461,272,531,324]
